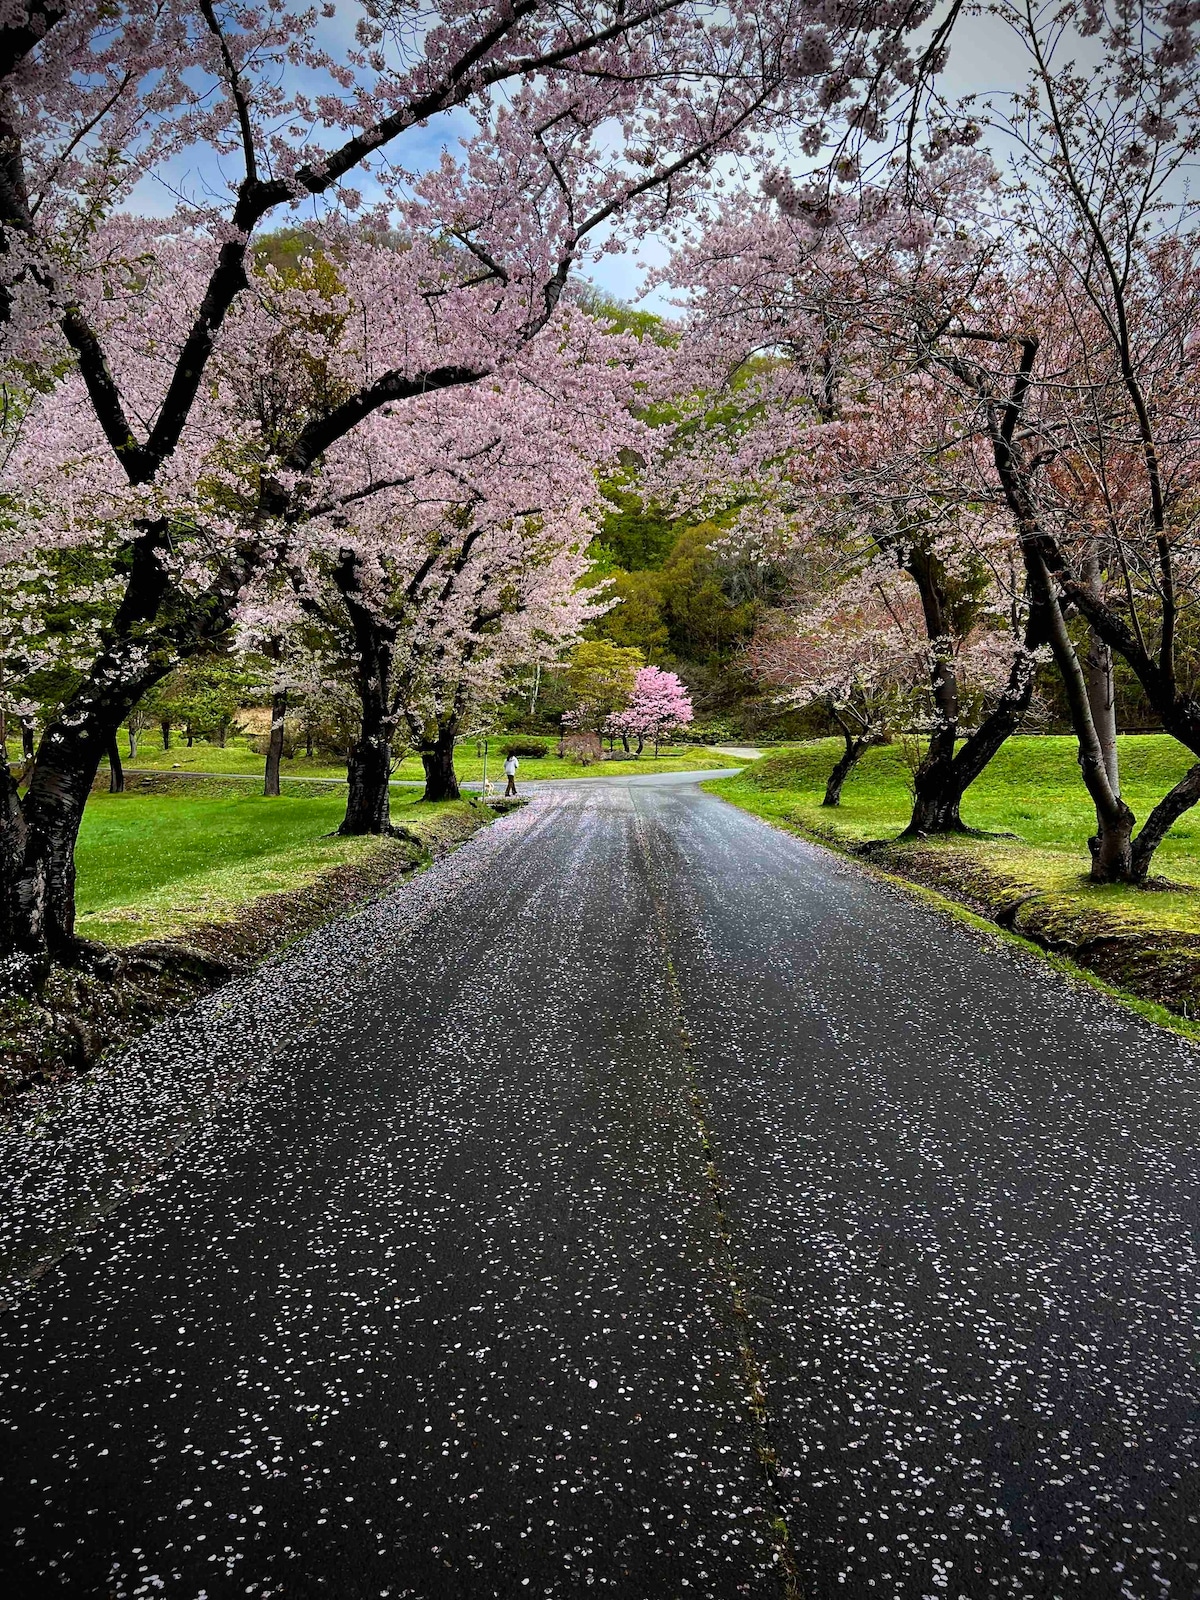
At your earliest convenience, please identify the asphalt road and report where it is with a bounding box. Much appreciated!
[2,771,1200,1599]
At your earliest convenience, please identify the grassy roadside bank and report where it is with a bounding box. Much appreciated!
[1,788,505,1110]
[706,736,1200,1028]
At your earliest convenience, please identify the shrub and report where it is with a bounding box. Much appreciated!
[503,739,550,759]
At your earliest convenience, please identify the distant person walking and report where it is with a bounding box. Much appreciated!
[503,754,519,797]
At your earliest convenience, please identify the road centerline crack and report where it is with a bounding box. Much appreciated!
[633,806,804,1600]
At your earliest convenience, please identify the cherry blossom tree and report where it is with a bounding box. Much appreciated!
[657,170,1052,836]
[607,665,693,756]
[265,315,639,821]
[746,574,920,805]
[0,1,936,989]
[893,3,1200,880]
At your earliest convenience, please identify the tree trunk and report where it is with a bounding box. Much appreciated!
[823,732,877,807]
[264,690,288,798]
[6,695,123,976]
[634,734,644,756]
[906,760,967,833]
[0,763,45,994]
[128,723,139,760]
[216,719,228,749]
[904,606,1048,837]
[21,719,35,764]
[903,547,969,834]
[421,731,461,802]
[1028,550,1136,882]
[186,723,194,747]
[161,720,171,750]
[106,729,125,794]
[306,719,314,758]
[1082,552,1120,798]
[0,517,243,979]
[341,704,393,836]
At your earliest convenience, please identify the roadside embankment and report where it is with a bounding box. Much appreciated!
[1,794,508,1113]
[707,737,1200,1029]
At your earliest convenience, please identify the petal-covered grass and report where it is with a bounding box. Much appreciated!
[708,734,1200,938]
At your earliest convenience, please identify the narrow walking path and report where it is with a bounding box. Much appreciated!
[2,772,1199,1598]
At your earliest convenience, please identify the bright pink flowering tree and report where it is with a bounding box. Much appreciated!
[607,665,693,756]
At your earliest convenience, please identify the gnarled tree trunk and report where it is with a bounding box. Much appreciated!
[1028,550,1136,882]
[823,728,882,808]
[903,550,1046,836]
[421,727,461,801]
[342,683,394,835]
[906,615,1048,836]
[335,551,399,837]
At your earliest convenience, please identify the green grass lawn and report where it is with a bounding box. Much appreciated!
[708,734,1200,937]
[72,788,458,946]
[65,737,736,785]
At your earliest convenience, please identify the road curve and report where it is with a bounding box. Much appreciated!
[2,771,1199,1598]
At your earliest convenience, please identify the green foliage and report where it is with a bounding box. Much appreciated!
[148,652,256,742]
[574,286,676,346]
[598,568,670,656]
[502,739,550,759]
[657,522,757,663]
[563,638,644,730]
[596,487,678,570]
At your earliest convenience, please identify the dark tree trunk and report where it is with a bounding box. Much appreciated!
[161,721,171,750]
[106,729,125,794]
[186,724,194,747]
[902,546,970,834]
[306,719,314,758]
[823,733,876,807]
[216,719,228,749]
[634,734,644,756]
[621,733,629,752]
[128,723,138,760]
[904,608,1048,837]
[264,690,288,798]
[0,762,44,993]
[341,702,393,836]
[906,725,967,833]
[4,685,134,982]
[21,719,34,764]
[334,556,398,836]
[421,731,461,802]
[0,513,243,981]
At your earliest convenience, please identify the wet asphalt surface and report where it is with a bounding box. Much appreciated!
[2,772,1200,1599]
